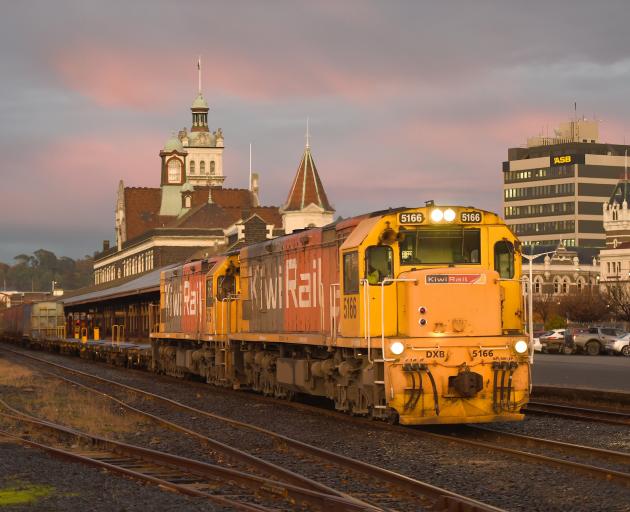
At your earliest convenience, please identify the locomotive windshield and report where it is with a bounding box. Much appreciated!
[399,227,480,265]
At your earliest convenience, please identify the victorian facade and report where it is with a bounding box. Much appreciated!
[93,73,333,287]
[600,175,630,282]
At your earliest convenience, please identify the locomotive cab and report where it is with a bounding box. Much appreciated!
[339,206,529,424]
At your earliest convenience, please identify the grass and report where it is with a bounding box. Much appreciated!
[0,483,55,506]
[0,357,148,438]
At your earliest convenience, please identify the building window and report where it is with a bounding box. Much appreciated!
[210,161,215,175]
[533,277,543,294]
[190,161,195,174]
[185,195,191,208]
[553,277,561,294]
[562,278,570,294]
[167,159,182,183]
[200,161,206,174]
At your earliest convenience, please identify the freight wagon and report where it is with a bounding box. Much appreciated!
[0,301,65,341]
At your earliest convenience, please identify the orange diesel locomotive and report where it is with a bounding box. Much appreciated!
[153,205,530,424]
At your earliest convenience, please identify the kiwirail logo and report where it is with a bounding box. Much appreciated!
[425,274,486,285]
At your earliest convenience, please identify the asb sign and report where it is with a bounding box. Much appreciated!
[553,155,572,165]
[550,154,583,166]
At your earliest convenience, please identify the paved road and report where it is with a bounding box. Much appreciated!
[532,353,630,392]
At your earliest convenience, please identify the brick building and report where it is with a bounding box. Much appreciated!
[93,75,333,287]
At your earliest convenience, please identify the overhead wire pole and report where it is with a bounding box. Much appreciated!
[522,250,557,364]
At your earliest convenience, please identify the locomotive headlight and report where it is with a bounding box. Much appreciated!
[443,208,456,222]
[390,341,405,355]
[430,209,444,222]
[514,340,528,354]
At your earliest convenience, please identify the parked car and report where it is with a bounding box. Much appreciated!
[561,327,591,355]
[608,333,630,357]
[539,329,566,353]
[532,336,543,353]
[573,327,627,356]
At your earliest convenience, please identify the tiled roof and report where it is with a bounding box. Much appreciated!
[283,147,333,212]
[122,184,279,244]
[608,180,630,205]
[124,188,162,240]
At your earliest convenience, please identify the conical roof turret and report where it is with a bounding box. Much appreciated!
[282,145,333,212]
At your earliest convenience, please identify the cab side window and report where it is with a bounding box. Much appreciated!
[343,252,359,294]
[494,241,514,279]
[206,277,214,304]
[365,246,393,285]
[217,275,235,300]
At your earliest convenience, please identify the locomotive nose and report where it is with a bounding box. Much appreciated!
[398,268,502,338]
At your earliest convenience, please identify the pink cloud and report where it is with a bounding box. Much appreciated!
[52,47,186,109]
[3,132,163,228]
[49,45,409,109]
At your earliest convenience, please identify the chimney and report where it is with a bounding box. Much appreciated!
[103,240,110,252]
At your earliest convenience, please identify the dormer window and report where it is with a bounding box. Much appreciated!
[167,159,182,183]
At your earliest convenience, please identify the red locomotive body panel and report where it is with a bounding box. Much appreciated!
[241,226,340,335]
[181,260,206,336]
[162,267,183,334]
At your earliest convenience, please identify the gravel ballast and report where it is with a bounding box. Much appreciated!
[2,346,630,512]
[0,440,227,512]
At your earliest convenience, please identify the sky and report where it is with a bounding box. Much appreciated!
[2,0,630,264]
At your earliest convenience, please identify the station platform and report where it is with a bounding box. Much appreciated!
[532,353,630,393]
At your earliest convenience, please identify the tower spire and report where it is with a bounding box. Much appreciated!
[305,117,310,149]
[197,56,202,94]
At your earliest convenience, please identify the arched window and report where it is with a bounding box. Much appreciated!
[562,277,570,294]
[553,277,561,294]
[210,161,215,175]
[167,159,182,183]
[576,277,585,291]
[200,161,206,174]
[185,195,191,208]
[189,161,195,174]
[534,276,543,294]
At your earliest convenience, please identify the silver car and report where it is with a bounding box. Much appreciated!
[609,333,630,357]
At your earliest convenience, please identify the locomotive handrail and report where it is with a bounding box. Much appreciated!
[328,283,339,343]
[380,278,417,363]
[360,279,373,363]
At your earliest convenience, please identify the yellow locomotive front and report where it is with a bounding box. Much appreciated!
[339,205,529,424]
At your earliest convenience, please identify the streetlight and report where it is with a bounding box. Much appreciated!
[522,250,556,363]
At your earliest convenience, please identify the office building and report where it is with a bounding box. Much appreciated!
[503,118,630,248]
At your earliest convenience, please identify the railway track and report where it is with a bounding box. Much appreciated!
[525,401,630,426]
[0,404,367,512]
[0,345,505,512]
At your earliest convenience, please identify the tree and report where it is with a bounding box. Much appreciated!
[558,289,609,324]
[604,281,630,322]
[533,293,557,326]
[1,250,93,292]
